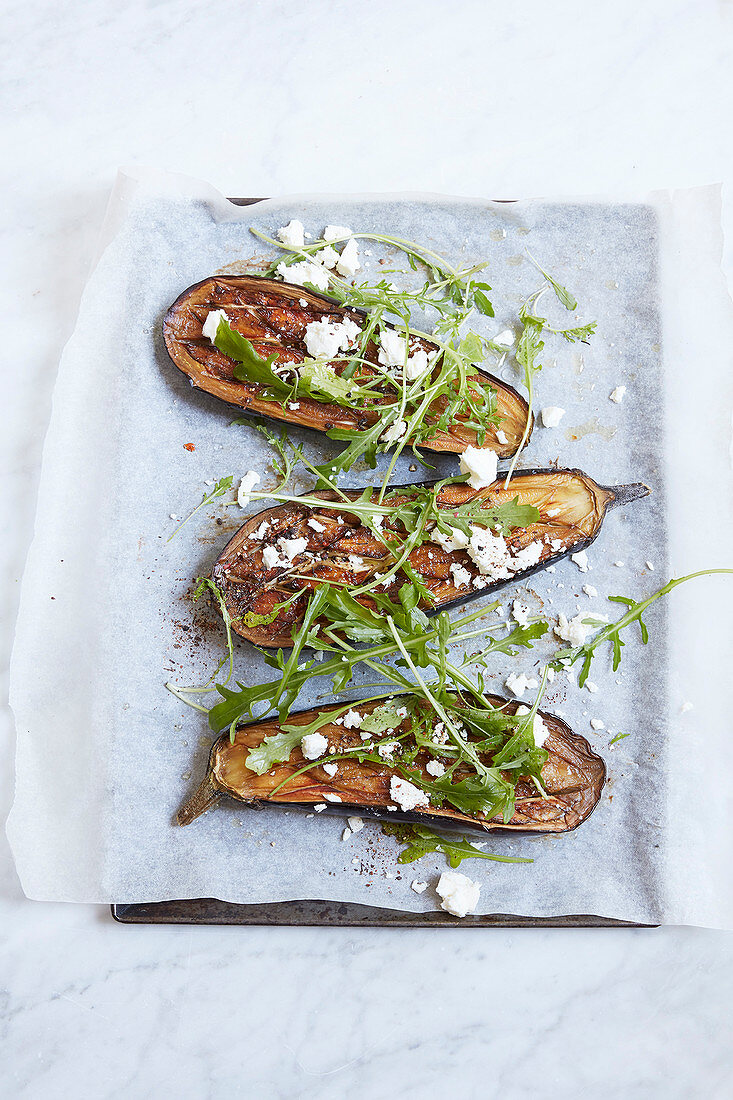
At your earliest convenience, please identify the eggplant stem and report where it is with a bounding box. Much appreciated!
[608,482,650,508]
[177,774,221,826]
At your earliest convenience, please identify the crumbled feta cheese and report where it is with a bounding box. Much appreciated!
[550,539,564,552]
[323,224,352,242]
[287,401,300,410]
[436,871,480,918]
[646,560,655,571]
[262,536,308,569]
[304,317,360,359]
[512,599,531,626]
[314,803,326,812]
[390,776,429,811]
[411,880,429,894]
[307,517,326,533]
[495,429,508,445]
[459,445,498,489]
[511,541,543,570]
[613,561,625,567]
[403,347,431,381]
[680,701,694,713]
[449,563,472,589]
[377,741,399,760]
[348,816,364,833]
[546,565,556,573]
[432,722,448,745]
[262,545,282,569]
[342,827,352,840]
[505,672,539,698]
[237,471,260,507]
[278,537,308,562]
[571,549,590,573]
[541,406,566,428]
[492,328,515,348]
[301,733,328,760]
[315,246,340,269]
[342,709,363,729]
[555,612,592,646]
[514,705,551,747]
[467,528,513,579]
[582,584,598,598]
[547,667,555,683]
[425,759,446,777]
[323,763,338,778]
[336,238,360,277]
[202,309,229,343]
[434,526,470,553]
[324,793,342,803]
[378,327,408,367]
[277,219,305,249]
[585,681,599,694]
[609,385,626,404]
[381,418,408,445]
[249,520,271,541]
[590,718,605,730]
[348,554,366,571]
[276,260,330,291]
[299,298,308,308]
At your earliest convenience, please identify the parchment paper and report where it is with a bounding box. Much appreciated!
[8,169,733,925]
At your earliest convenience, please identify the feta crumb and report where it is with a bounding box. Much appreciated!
[202,309,229,343]
[315,245,340,269]
[512,599,531,626]
[550,539,564,552]
[324,793,342,803]
[304,317,360,359]
[377,327,408,367]
[680,701,694,713]
[546,565,556,573]
[342,709,363,729]
[278,536,308,563]
[299,299,308,308]
[571,549,590,573]
[411,880,429,894]
[323,224,352,242]
[323,763,338,778]
[381,418,408,445]
[511,541,543,570]
[342,827,352,840]
[348,816,364,833]
[449,563,472,589]
[237,470,261,507]
[288,401,300,410]
[276,259,330,291]
[609,385,626,404]
[514,705,551,746]
[459,445,498,489]
[377,741,399,760]
[436,871,480,918]
[301,733,328,760]
[555,612,592,646]
[613,560,625,567]
[590,718,605,730]
[505,672,539,698]
[336,238,360,277]
[432,722,448,745]
[547,667,555,683]
[646,560,655,571]
[495,429,508,445]
[467,527,513,579]
[307,517,326,533]
[425,759,446,777]
[390,776,429,811]
[541,405,566,428]
[585,681,599,693]
[435,525,470,553]
[492,328,515,348]
[277,219,305,249]
[582,584,598,598]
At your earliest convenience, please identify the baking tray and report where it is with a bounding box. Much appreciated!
[110,196,651,930]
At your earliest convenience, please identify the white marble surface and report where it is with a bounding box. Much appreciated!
[2,1,733,1096]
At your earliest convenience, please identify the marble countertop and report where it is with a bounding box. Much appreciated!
[2,1,732,1095]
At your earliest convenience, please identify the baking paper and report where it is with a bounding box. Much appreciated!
[8,170,733,925]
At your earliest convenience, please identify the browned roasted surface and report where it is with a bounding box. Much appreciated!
[163,275,531,454]
[213,470,616,646]
[205,696,606,834]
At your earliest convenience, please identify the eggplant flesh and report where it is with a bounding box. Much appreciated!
[212,470,649,648]
[162,274,531,456]
[177,696,606,835]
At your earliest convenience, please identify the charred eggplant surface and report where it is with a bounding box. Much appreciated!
[212,470,649,647]
[163,275,530,456]
[178,696,606,835]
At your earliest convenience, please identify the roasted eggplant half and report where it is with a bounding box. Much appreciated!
[178,696,606,835]
[163,274,531,456]
[212,470,649,647]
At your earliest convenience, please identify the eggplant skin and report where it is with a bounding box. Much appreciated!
[177,696,607,835]
[162,274,531,456]
[212,470,649,648]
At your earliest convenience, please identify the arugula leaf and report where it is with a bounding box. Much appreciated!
[359,701,406,734]
[526,254,578,311]
[213,318,292,396]
[608,732,630,745]
[298,360,357,404]
[382,823,532,867]
[166,475,233,542]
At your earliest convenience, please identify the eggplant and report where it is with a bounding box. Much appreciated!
[212,470,649,648]
[177,696,606,834]
[162,274,531,456]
